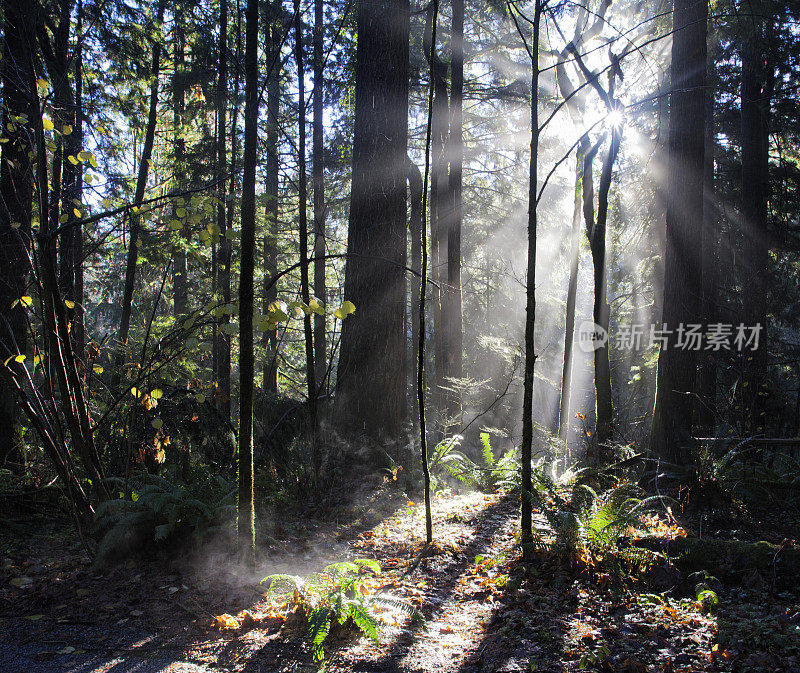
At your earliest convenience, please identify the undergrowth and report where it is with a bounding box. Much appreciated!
[91,469,236,567]
[432,432,518,493]
[527,473,665,575]
[262,559,420,668]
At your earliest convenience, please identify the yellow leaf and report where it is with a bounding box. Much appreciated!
[42,117,54,131]
[19,296,33,307]
[64,299,75,309]
[150,389,163,400]
[62,124,73,135]
[213,613,240,630]
[78,150,92,162]
[67,155,79,165]
[37,79,49,90]
[14,354,26,363]
[93,365,103,374]
[73,208,81,218]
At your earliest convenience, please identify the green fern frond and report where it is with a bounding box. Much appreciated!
[348,602,381,643]
[480,432,495,470]
[308,606,332,663]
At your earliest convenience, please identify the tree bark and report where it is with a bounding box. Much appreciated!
[220,0,241,411]
[558,138,588,445]
[312,0,327,393]
[238,0,259,567]
[423,6,449,439]
[215,0,232,419]
[592,119,620,454]
[295,0,318,443]
[408,158,423,433]
[336,0,409,440]
[521,0,542,556]
[739,13,771,432]
[445,0,464,432]
[650,0,707,465]
[263,6,280,394]
[699,88,716,429]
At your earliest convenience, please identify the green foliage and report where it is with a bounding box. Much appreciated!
[91,470,235,567]
[262,559,419,667]
[526,477,664,574]
[431,433,518,493]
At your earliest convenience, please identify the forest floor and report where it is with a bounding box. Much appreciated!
[1,481,799,673]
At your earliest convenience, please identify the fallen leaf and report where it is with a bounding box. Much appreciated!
[213,613,240,630]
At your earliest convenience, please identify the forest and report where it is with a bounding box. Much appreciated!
[1,0,799,670]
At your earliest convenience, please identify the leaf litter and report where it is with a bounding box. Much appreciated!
[1,486,798,672]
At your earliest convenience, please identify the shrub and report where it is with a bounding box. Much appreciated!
[91,470,235,567]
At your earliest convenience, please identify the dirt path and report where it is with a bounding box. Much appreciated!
[2,490,799,673]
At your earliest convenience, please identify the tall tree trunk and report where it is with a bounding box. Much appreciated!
[699,88,716,429]
[238,0,259,567]
[215,0,232,419]
[423,7,449,439]
[263,7,280,394]
[591,118,621,455]
[336,0,409,440]
[740,13,771,432]
[558,138,588,445]
[0,0,35,472]
[521,0,542,557]
[295,0,318,443]
[408,158,423,433]
[312,0,327,393]
[445,0,464,432]
[172,3,188,318]
[220,0,241,412]
[419,0,440,543]
[115,0,166,384]
[650,0,707,465]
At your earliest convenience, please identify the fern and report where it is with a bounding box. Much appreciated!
[91,470,236,567]
[431,433,519,493]
[309,607,332,663]
[262,558,418,667]
[528,478,665,575]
